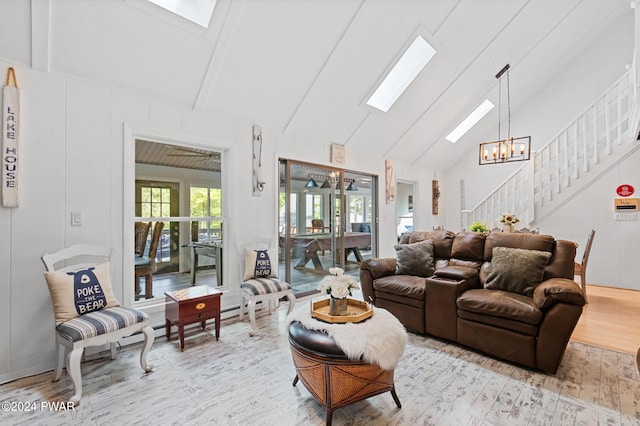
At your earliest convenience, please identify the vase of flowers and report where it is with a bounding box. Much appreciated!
[499,213,520,233]
[329,297,348,316]
[317,267,360,316]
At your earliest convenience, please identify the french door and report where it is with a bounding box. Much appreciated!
[279,159,377,296]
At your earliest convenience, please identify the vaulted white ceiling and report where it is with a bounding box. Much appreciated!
[0,0,633,170]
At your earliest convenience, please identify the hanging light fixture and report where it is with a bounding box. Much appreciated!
[479,64,531,165]
[346,179,357,191]
[305,177,319,188]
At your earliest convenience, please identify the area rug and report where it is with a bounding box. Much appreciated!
[1,306,638,425]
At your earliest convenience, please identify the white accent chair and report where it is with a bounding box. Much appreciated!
[42,244,154,405]
[239,242,296,336]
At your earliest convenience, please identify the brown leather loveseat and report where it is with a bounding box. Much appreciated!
[360,230,585,374]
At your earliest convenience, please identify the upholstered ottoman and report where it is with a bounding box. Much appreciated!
[288,321,401,426]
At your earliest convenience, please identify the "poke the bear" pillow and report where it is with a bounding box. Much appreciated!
[242,248,279,281]
[44,261,120,325]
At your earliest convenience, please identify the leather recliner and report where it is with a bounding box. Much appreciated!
[360,230,585,374]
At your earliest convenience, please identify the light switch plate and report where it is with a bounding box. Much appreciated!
[71,211,82,226]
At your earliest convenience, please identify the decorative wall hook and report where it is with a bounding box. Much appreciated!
[252,125,265,196]
[432,172,440,215]
[385,160,395,204]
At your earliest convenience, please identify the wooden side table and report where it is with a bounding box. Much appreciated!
[165,285,222,351]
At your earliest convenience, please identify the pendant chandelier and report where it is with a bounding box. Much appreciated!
[479,64,531,165]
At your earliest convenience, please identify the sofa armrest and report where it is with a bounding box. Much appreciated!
[533,278,586,310]
[434,265,478,281]
[360,258,396,279]
[425,268,479,341]
[359,258,396,305]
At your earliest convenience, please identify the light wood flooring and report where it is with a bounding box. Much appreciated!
[571,284,640,355]
[1,284,638,425]
[1,300,639,425]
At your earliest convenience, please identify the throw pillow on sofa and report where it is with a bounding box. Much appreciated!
[394,239,435,277]
[484,246,552,297]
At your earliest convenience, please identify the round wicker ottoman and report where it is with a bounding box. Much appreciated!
[288,321,401,426]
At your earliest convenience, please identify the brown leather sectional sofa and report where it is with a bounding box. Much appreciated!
[360,230,586,374]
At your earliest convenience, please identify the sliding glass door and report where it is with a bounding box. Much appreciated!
[279,159,377,296]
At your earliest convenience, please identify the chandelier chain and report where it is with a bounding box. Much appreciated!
[507,68,511,140]
[498,74,501,141]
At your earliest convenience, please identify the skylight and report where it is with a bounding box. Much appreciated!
[147,0,217,28]
[445,99,495,143]
[367,35,436,113]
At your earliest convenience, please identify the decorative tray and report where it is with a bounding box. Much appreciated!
[311,298,373,323]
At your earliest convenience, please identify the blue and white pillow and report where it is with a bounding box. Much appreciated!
[44,262,120,325]
[243,248,279,281]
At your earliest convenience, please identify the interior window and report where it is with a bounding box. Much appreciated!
[190,186,222,240]
[135,139,223,302]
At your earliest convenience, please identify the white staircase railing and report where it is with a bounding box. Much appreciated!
[468,69,638,228]
[467,161,534,229]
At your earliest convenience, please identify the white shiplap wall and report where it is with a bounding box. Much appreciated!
[0,59,435,383]
[0,61,258,383]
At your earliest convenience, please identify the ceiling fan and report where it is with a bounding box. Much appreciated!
[165,146,221,161]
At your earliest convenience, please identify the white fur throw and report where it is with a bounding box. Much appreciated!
[286,304,407,370]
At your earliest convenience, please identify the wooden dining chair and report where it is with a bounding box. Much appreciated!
[311,219,329,254]
[134,221,151,256]
[574,229,595,303]
[134,221,164,300]
[191,220,200,242]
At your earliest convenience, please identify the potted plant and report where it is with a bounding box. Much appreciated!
[468,221,489,233]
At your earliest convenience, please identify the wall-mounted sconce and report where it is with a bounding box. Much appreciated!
[432,172,440,215]
[252,125,265,196]
[385,160,395,204]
